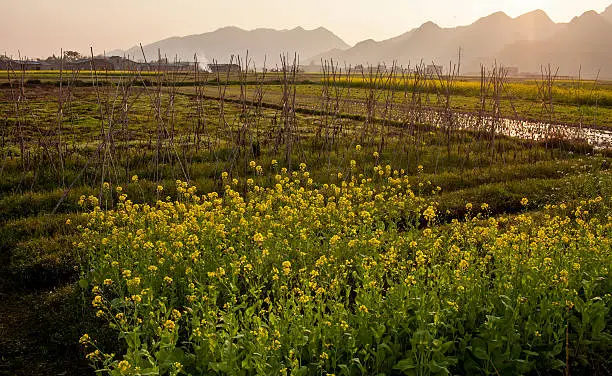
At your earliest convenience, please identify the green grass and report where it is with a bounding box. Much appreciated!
[1,76,611,375]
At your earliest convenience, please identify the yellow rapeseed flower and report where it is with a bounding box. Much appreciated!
[164,319,176,331]
[253,232,264,243]
[79,333,90,344]
[117,360,130,372]
[282,260,292,275]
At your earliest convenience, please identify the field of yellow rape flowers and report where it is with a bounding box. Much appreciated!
[76,156,612,375]
[1,69,611,375]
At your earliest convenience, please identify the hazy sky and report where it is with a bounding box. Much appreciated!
[1,0,610,58]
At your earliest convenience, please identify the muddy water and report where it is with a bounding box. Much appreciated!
[422,110,612,149]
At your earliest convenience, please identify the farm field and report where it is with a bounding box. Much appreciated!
[0,66,611,375]
[4,70,612,129]
[175,84,612,130]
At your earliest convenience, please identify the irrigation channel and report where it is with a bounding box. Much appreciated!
[191,88,612,150]
[417,109,612,148]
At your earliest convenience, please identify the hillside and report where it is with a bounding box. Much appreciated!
[309,10,560,71]
[498,11,612,77]
[602,3,612,23]
[309,6,612,78]
[112,26,350,68]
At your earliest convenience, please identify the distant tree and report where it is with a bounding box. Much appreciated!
[63,51,83,62]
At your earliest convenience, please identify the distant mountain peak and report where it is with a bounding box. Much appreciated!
[354,39,377,47]
[567,9,609,28]
[310,5,612,78]
[112,5,611,78]
[574,10,600,20]
[117,26,349,67]
[601,3,612,22]
[515,9,552,22]
[417,21,441,31]
[479,11,511,22]
[215,26,243,32]
[491,10,509,17]
[559,9,612,39]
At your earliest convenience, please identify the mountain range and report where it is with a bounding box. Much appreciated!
[496,8,612,77]
[110,4,612,78]
[311,4,612,77]
[109,26,349,68]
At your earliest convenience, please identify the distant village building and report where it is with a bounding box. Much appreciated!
[17,60,43,70]
[0,59,44,70]
[1,56,236,73]
[350,64,396,74]
[107,56,142,70]
[425,64,443,76]
[142,59,196,72]
[1,56,165,72]
[39,62,54,70]
[66,58,115,71]
[0,58,12,70]
[208,63,241,73]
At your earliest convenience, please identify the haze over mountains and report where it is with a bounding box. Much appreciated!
[310,10,558,69]
[110,27,349,68]
[311,4,612,78]
[497,8,612,78]
[110,4,612,78]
